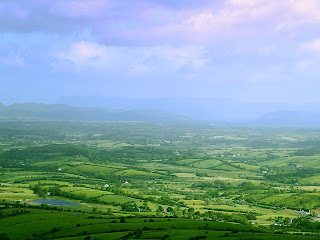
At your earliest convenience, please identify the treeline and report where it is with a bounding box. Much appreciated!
[31,183,121,207]
[264,166,320,184]
[272,216,320,233]
[110,187,186,207]
[0,144,99,167]
[31,183,186,209]
[29,183,257,224]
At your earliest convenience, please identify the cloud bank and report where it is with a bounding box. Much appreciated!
[1,0,320,104]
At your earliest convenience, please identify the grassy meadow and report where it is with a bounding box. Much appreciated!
[1,121,320,239]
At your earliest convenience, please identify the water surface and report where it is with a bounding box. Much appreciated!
[31,199,80,206]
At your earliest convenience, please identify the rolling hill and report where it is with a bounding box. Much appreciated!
[0,103,193,123]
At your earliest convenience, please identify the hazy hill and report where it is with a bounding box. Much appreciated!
[256,111,320,126]
[57,96,320,123]
[1,102,320,126]
[0,103,193,123]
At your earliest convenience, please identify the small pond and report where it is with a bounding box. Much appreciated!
[31,199,81,207]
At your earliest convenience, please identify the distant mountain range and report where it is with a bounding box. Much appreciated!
[57,96,320,125]
[1,102,320,126]
[0,103,193,123]
[255,111,320,126]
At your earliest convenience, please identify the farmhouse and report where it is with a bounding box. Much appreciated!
[297,209,311,216]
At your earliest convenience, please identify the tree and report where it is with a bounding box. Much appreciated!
[142,202,151,211]
[166,207,174,213]
[157,206,164,212]
[0,234,10,240]
[107,208,112,214]
[204,198,211,206]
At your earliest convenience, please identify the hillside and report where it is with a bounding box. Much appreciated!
[256,111,320,126]
[0,103,193,123]
[2,121,320,239]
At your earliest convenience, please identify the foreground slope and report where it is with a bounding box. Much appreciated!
[1,121,320,239]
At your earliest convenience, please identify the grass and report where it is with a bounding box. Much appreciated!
[98,194,141,204]
[4,208,315,240]
[3,122,320,239]
[0,209,274,240]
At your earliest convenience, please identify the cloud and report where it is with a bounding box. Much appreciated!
[1,0,320,45]
[288,0,320,21]
[177,0,311,39]
[52,40,209,75]
[53,41,106,65]
[228,0,264,7]
[301,38,320,52]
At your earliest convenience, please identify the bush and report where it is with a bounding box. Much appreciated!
[188,236,207,240]
[0,234,10,240]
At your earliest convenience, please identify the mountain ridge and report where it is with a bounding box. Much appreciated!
[0,103,194,123]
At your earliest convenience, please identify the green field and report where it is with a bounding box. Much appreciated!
[2,121,320,239]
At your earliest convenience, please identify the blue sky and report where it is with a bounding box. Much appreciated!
[1,0,320,104]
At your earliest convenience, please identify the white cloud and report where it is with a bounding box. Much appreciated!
[228,0,263,6]
[2,0,320,45]
[171,1,277,40]
[288,0,320,22]
[182,12,216,32]
[301,39,320,52]
[54,41,106,65]
[52,41,209,75]
[168,0,320,41]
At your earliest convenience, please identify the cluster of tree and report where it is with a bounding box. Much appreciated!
[99,146,190,164]
[120,202,151,212]
[31,183,117,207]
[292,148,320,156]
[264,167,320,185]
[155,206,255,224]
[291,217,320,231]
[121,228,142,239]
[0,233,10,240]
[108,186,185,207]
[202,211,251,224]
[0,144,99,167]
[271,216,320,233]
[0,209,30,219]
[244,188,320,211]
[12,175,84,184]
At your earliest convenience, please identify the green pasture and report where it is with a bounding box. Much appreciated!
[2,208,314,240]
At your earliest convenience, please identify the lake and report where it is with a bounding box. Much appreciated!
[31,199,81,207]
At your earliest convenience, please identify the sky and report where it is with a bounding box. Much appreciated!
[1,0,320,105]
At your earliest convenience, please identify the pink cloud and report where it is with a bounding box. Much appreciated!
[52,0,110,18]
[301,38,320,52]
[2,0,320,45]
